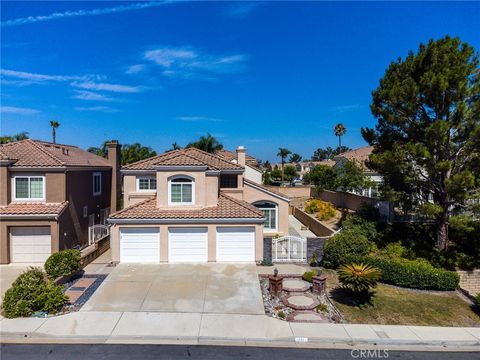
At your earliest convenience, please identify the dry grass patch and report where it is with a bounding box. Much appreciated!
[322,269,480,327]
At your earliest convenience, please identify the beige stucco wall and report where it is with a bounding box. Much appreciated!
[0,166,10,206]
[110,222,263,263]
[243,183,289,236]
[45,172,66,203]
[123,174,156,208]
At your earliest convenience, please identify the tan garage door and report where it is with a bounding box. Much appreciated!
[10,227,52,263]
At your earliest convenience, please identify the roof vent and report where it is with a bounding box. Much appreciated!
[62,147,69,156]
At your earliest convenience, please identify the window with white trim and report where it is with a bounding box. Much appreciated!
[137,176,157,191]
[13,176,45,201]
[254,202,278,231]
[169,177,194,205]
[93,172,102,196]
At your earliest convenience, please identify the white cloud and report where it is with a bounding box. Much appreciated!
[226,2,263,18]
[125,64,146,75]
[0,106,40,115]
[0,68,82,82]
[72,90,116,102]
[74,106,118,113]
[1,1,173,27]
[333,104,361,113]
[144,46,247,79]
[71,81,141,93]
[176,116,224,122]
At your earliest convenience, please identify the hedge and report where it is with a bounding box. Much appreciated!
[322,228,374,268]
[44,249,81,279]
[345,255,459,291]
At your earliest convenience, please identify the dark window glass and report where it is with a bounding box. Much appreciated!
[220,174,238,188]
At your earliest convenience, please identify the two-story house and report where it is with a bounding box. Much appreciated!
[0,139,120,264]
[108,146,290,263]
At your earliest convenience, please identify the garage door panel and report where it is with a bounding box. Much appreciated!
[10,227,52,263]
[120,228,160,263]
[216,227,255,262]
[168,228,208,263]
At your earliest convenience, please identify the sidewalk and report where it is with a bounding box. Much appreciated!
[1,311,479,348]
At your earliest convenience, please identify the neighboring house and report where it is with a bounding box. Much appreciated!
[0,139,120,264]
[333,146,382,197]
[109,146,290,263]
[216,148,263,184]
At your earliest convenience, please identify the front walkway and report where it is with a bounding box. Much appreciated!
[288,215,316,238]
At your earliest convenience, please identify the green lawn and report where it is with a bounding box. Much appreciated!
[323,269,480,327]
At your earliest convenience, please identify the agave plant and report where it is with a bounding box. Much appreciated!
[338,263,381,295]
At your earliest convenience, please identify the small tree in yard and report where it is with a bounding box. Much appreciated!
[362,36,480,251]
[338,263,381,298]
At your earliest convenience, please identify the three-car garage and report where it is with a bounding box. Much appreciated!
[117,226,258,263]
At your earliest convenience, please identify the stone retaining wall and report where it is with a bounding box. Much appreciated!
[80,236,110,267]
[457,269,480,296]
[307,237,325,263]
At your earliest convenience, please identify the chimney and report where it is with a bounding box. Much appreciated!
[236,146,246,167]
[106,140,121,211]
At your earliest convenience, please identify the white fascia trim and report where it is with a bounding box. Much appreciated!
[154,165,208,171]
[220,169,244,174]
[121,169,156,175]
[245,181,290,202]
[108,217,265,225]
[0,214,60,220]
[9,167,66,172]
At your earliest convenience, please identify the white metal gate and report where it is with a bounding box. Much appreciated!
[272,236,307,263]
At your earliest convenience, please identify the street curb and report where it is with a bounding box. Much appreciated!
[1,331,479,348]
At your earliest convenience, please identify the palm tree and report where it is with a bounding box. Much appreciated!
[50,120,60,144]
[334,123,346,147]
[277,147,291,182]
[186,133,223,153]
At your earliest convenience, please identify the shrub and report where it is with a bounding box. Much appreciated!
[304,199,322,214]
[315,303,328,312]
[277,310,286,319]
[346,255,460,291]
[302,270,317,283]
[260,259,273,266]
[322,229,375,268]
[44,249,81,279]
[341,215,379,242]
[338,263,381,295]
[475,293,480,307]
[304,199,336,221]
[2,268,67,318]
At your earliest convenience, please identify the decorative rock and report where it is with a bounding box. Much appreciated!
[283,278,311,292]
[282,293,320,310]
[312,275,327,295]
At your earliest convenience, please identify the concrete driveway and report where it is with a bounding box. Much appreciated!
[0,265,32,305]
[81,263,265,315]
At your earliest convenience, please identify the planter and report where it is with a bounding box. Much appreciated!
[54,269,85,285]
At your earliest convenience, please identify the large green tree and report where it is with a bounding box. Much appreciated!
[0,131,29,144]
[362,36,480,251]
[87,141,157,165]
[311,146,351,161]
[186,133,223,153]
[303,164,337,190]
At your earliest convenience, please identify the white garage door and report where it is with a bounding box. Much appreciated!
[168,227,208,262]
[10,227,52,263]
[216,227,255,262]
[120,227,160,263]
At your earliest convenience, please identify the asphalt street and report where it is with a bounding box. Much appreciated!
[0,344,477,360]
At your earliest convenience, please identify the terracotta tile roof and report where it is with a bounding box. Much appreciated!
[335,146,373,163]
[0,139,111,168]
[215,149,260,168]
[122,147,243,171]
[0,201,68,217]
[109,193,263,220]
[244,179,290,201]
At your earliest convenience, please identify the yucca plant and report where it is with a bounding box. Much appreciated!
[338,263,381,295]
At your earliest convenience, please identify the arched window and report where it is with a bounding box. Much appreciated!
[168,176,194,205]
[254,201,278,232]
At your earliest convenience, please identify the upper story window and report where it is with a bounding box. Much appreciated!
[93,172,102,196]
[254,201,278,232]
[220,174,238,188]
[13,176,45,201]
[168,176,194,205]
[137,177,157,191]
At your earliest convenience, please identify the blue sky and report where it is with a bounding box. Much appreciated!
[1,1,479,162]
